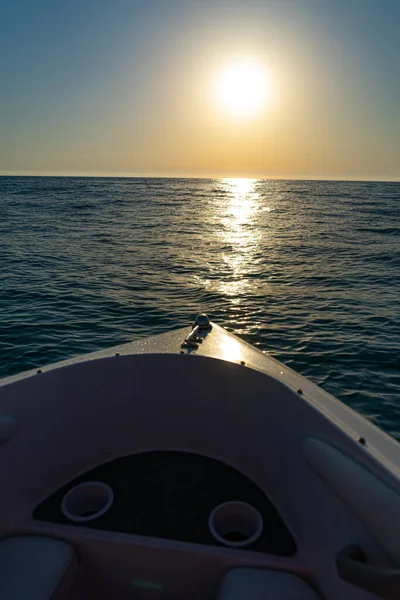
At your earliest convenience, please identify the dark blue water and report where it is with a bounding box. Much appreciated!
[1,176,399,438]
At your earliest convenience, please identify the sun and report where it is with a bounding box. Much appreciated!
[214,61,271,117]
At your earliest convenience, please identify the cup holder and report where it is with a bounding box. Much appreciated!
[208,501,263,548]
[61,482,114,523]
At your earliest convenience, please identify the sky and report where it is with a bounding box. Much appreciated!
[1,0,399,180]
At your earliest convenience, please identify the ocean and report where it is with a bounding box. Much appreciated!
[1,176,399,439]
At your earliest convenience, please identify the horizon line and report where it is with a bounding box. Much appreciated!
[1,172,399,183]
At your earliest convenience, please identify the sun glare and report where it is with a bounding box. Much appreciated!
[214,61,271,117]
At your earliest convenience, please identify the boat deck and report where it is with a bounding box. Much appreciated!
[34,450,296,555]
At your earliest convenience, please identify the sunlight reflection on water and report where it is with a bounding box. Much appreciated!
[202,178,270,301]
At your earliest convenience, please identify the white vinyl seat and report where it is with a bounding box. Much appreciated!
[0,536,78,600]
[218,568,320,600]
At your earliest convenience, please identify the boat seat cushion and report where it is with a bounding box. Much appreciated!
[218,568,320,600]
[0,535,77,600]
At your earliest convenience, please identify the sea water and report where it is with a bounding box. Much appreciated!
[1,176,399,438]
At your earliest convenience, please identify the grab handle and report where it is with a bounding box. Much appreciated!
[336,545,400,598]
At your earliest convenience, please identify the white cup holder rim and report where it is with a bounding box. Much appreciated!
[208,500,263,548]
[61,481,114,523]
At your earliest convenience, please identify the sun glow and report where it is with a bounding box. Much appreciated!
[214,61,271,117]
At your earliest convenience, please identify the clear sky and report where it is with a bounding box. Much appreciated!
[1,0,399,180]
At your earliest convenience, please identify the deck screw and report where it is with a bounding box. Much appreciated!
[115,352,120,356]
[37,369,42,374]
[240,361,245,366]
[358,437,366,446]
[297,389,303,395]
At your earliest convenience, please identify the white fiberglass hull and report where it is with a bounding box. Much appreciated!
[0,318,399,599]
